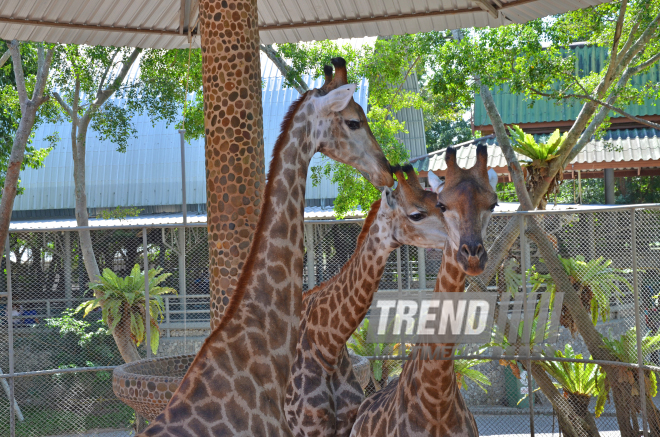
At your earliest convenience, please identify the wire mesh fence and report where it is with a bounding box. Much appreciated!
[1,204,659,436]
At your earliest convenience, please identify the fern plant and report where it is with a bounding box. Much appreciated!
[454,346,491,392]
[538,344,609,417]
[528,255,631,333]
[348,318,409,384]
[76,264,176,355]
[507,125,567,208]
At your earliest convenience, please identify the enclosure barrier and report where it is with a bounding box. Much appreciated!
[1,204,659,436]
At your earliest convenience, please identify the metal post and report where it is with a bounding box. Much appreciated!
[604,168,615,204]
[305,224,315,289]
[631,208,649,437]
[519,216,534,437]
[143,228,151,358]
[396,247,402,293]
[418,247,426,289]
[179,129,188,348]
[6,238,16,437]
[63,231,72,308]
[396,247,403,358]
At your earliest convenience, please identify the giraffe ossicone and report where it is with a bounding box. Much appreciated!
[135,57,393,437]
[351,145,498,437]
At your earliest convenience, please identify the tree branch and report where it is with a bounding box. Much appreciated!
[32,45,54,103]
[605,0,628,78]
[529,87,660,130]
[0,49,10,68]
[84,47,142,125]
[7,40,28,111]
[98,49,120,97]
[478,79,533,210]
[260,44,309,95]
[52,92,73,118]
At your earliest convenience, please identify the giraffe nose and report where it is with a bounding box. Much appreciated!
[460,243,484,259]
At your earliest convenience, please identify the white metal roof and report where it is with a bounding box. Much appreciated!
[13,54,368,213]
[412,128,660,174]
[0,0,608,48]
[10,202,630,230]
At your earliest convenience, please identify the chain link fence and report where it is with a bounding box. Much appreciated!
[1,204,659,436]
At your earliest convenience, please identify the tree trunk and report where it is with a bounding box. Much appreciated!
[72,117,141,363]
[0,42,53,251]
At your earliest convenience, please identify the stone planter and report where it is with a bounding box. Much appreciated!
[113,354,195,421]
[114,352,373,421]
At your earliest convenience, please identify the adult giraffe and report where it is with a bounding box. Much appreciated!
[285,165,448,437]
[350,145,498,437]
[140,58,393,437]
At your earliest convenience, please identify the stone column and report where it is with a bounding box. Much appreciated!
[200,0,265,329]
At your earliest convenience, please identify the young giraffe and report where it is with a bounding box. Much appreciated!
[350,145,498,437]
[139,59,394,437]
[285,165,448,437]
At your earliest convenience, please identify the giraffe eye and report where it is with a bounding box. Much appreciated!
[345,120,360,130]
[437,203,447,213]
[409,212,424,221]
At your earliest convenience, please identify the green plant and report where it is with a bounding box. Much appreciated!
[76,264,176,355]
[98,206,144,220]
[507,125,568,207]
[602,327,660,399]
[529,255,632,332]
[348,319,409,383]
[453,346,491,392]
[538,344,608,417]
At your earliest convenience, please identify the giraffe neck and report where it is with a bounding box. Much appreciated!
[304,199,396,369]
[399,243,466,410]
[215,95,316,326]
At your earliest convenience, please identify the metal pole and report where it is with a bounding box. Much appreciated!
[418,247,426,289]
[396,247,402,293]
[179,129,187,350]
[179,129,187,226]
[6,238,16,437]
[631,207,649,437]
[63,231,72,308]
[143,228,151,358]
[519,216,534,437]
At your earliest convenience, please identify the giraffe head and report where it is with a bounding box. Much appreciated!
[378,165,448,248]
[309,57,393,188]
[428,145,498,276]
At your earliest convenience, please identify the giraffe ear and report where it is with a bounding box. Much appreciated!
[381,186,396,210]
[488,168,498,192]
[428,171,444,194]
[314,84,357,114]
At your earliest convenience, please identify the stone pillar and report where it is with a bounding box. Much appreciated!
[200,0,265,329]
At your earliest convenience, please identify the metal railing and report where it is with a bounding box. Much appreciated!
[1,204,660,437]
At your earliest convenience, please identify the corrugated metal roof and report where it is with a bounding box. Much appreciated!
[10,201,619,230]
[13,54,368,212]
[474,46,660,126]
[393,72,426,159]
[0,0,608,48]
[411,128,660,173]
[7,207,355,230]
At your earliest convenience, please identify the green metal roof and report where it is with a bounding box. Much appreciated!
[474,45,660,126]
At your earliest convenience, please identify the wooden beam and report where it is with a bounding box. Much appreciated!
[0,17,182,36]
[474,0,499,18]
[180,0,186,35]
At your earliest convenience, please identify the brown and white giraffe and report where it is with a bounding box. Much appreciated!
[139,59,394,437]
[285,165,448,437]
[350,145,498,437]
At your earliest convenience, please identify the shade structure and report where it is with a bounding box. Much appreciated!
[1,0,608,49]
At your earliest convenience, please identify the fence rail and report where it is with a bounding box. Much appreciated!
[2,204,660,437]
